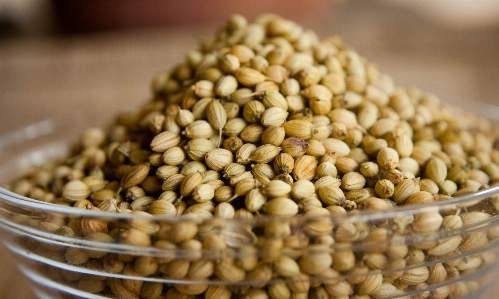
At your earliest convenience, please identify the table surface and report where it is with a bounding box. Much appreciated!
[1,3,498,298]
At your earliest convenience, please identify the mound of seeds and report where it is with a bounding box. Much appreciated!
[6,13,499,299]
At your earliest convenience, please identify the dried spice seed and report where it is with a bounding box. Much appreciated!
[6,13,499,299]
[120,163,151,190]
[250,144,282,164]
[150,131,181,152]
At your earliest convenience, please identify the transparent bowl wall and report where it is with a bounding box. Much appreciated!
[1,118,499,299]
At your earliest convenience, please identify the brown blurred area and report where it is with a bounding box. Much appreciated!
[0,1,499,298]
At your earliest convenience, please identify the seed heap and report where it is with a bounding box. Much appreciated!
[7,14,499,299]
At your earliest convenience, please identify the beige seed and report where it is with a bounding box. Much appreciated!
[412,210,443,234]
[222,163,245,179]
[140,282,163,299]
[263,197,298,216]
[400,267,429,285]
[215,259,247,282]
[245,189,266,212]
[231,44,255,64]
[235,67,266,86]
[261,90,289,110]
[261,107,289,127]
[357,272,383,295]
[384,169,404,185]
[223,102,240,119]
[185,138,215,161]
[130,196,154,211]
[405,191,435,205]
[314,176,341,191]
[419,178,439,194]
[177,109,195,127]
[377,147,399,170]
[248,52,269,72]
[205,148,234,171]
[180,172,203,197]
[62,180,91,202]
[243,100,266,123]
[281,137,309,157]
[362,197,389,212]
[78,277,105,294]
[272,153,295,175]
[147,200,176,215]
[223,118,248,137]
[364,138,388,156]
[192,80,215,98]
[335,156,359,174]
[65,247,89,265]
[180,161,207,175]
[289,108,314,122]
[230,171,253,186]
[427,263,447,285]
[275,255,301,277]
[283,119,314,139]
[341,172,366,191]
[265,180,292,198]
[268,283,291,299]
[290,180,315,200]
[329,122,348,140]
[370,118,398,137]
[309,96,332,116]
[425,157,447,184]
[192,184,215,203]
[281,78,301,96]
[214,202,235,218]
[215,75,238,97]
[374,179,395,199]
[460,211,491,225]
[439,179,457,195]
[150,131,181,152]
[357,105,379,130]
[427,236,462,256]
[162,146,185,165]
[161,173,185,192]
[447,164,470,183]
[262,126,286,146]
[222,136,244,153]
[219,53,240,74]
[250,144,282,163]
[346,188,373,205]
[322,138,350,156]
[184,120,214,139]
[359,161,379,178]
[121,228,151,246]
[328,108,358,129]
[299,251,332,275]
[316,161,338,178]
[393,178,420,204]
[292,155,317,181]
[120,162,151,190]
[459,231,488,252]
[205,285,231,299]
[319,185,345,205]
[206,99,227,141]
[109,278,141,299]
[240,123,265,143]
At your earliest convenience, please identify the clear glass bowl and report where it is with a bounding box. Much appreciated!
[1,117,499,299]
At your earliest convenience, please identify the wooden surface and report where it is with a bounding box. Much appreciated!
[0,2,498,298]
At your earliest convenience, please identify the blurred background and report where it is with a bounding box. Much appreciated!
[0,0,498,298]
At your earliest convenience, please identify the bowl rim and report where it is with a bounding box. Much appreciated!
[1,117,499,224]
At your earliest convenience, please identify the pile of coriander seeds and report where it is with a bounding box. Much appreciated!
[8,13,499,299]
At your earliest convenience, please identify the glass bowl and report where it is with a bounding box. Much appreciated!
[1,117,499,299]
